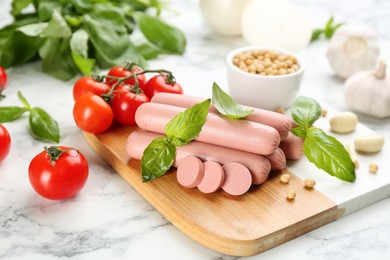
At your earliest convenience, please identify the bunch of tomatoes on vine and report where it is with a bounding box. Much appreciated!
[72,63,183,134]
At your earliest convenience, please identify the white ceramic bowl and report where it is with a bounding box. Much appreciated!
[226,46,305,110]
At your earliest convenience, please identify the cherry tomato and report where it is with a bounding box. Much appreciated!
[107,66,147,89]
[111,85,149,125]
[73,76,111,101]
[28,146,88,200]
[0,124,11,163]
[73,93,113,134]
[143,75,183,99]
[0,66,8,99]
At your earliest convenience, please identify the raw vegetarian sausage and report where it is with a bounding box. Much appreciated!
[151,92,292,140]
[267,148,286,171]
[127,131,271,184]
[176,155,204,188]
[135,102,280,156]
[197,161,225,193]
[279,133,304,160]
[222,163,252,196]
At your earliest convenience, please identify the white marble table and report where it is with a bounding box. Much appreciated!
[1,0,390,259]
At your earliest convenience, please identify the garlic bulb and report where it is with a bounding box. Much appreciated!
[344,59,390,118]
[327,25,380,79]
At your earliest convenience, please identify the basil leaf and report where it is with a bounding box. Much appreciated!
[70,29,95,75]
[72,0,93,13]
[290,96,321,131]
[310,29,323,42]
[211,82,253,119]
[17,22,48,37]
[135,12,186,54]
[11,0,32,16]
[83,14,145,68]
[40,10,72,38]
[0,107,28,123]
[37,2,61,21]
[90,4,128,35]
[39,37,79,81]
[141,137,176,182]
[290,126,306,138]
[304,128,355,182]
[136,43,164,60]
[29,107,60,143]
[0,30,44,68]
[165,99,210,145]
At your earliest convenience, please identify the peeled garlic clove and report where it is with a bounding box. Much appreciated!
[354,134,385,153]
[329,112,358,134]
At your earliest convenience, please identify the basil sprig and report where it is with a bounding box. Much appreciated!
[291,96,355,182]
[311,16,345,42]
[0,91,60,143]
[211,82,253,118]
[141,99,210,182]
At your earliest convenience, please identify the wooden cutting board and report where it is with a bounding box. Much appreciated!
[83,125,341,256]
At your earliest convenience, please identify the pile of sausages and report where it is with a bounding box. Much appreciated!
[126,93,304,196]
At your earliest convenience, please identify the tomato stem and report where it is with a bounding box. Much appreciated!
[44,146,78,166]
[96,63,176,102]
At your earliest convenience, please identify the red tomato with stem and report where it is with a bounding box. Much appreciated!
[73,76,111,101]
[107,66,147,89]
[0,124,11,163]
[143,75,183,99]
[0,66,8,99]
[73,93,113,134]
[29,146,88,200]
[111,85,150,125]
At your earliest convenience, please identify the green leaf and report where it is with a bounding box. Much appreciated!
[211,82,253,119]
[326,23,345,39]
[39,37,79,80]
[64,15,82,27]
[0,30,44,68]
[90,4,128,35]
[72,0,93,13]
[17,22,48,37]
[165,99,210,145]
[136,43,163,60]
[310,29,323,42]
[11,0,33,16]
[37,1,62,21]
[70,29,95,75]
[290,96,321,131]
[135,12,186,54]
[290,126,306,138]
[304,128,355,182]
[40,10,72,38]
[325,15,334,32]
[82,14,145,68]
[141,137,176,182]
[0,107,28,123]
[29,107,60,143]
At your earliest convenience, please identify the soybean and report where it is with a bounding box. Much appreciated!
[233,50,299,76]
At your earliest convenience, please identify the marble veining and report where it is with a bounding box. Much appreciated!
[1,0,390,259]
